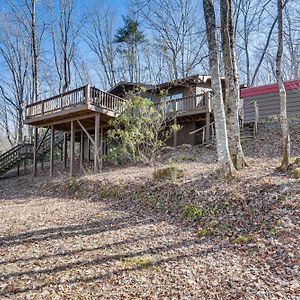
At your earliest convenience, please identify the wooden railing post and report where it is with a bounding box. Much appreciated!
[60,94,63,110]
[85,84,91,104]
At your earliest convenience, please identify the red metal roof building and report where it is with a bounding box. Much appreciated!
[241,80,300,123]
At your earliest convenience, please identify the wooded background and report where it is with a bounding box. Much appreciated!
[0,0,299,149]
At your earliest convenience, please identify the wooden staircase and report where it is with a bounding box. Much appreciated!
[0,132,64,178]
[190,121,256,146]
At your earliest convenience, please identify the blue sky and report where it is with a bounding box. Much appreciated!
[78,0,129,27]
[1,0,129,26]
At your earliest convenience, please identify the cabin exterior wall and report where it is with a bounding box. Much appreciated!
[243,89,300,123]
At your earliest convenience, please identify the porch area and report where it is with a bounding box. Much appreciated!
[25,85,126,177]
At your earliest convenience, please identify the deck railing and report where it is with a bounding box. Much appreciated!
[89,87,126,115]
[25,86,211,119]
[157,92,211,113]
[25,85,126,119]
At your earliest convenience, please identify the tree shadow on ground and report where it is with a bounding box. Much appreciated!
[0,156,298,298]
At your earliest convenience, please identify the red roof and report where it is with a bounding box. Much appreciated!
[240,79,300,98]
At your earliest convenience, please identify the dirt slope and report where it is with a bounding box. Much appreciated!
[0,120,299,299]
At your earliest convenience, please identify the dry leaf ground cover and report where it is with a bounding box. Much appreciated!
[0,120,299,300]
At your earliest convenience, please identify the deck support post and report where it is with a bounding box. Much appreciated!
[80,131,84,170]
[70,121,75,177]
[41,146,44,170]
[24,156,27,174]
[173,116,178,147]
[50,125,55,177]
[94,113,100,173]
[60,142,63,161]
[33,127,38,177]
[63,133,68,169]
[88,138,91,161]
[205,112,210,144]
[100,127,104,169]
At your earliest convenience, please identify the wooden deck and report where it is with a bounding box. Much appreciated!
[25,85,211,129]
[25,85,126,128]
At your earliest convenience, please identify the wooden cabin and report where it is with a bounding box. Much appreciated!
[109,75,224,146]
[21,75,219,176]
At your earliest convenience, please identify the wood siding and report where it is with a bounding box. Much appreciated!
[243,89,300,123]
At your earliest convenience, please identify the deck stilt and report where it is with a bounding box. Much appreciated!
[100,127,104,170]
[88,138,91,161]
[50,125,55,177]
[33,127,38,177]
[80,131,84,170]
[41,145,44,170]
[24,157,27,174]
[94,113,100,173]
[63,133,68,169]
[173,116,178,147]
[70,121,75,177]
[205,112,210,143]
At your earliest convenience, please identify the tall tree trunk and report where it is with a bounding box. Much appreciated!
[31,0,38,103]
[16,108,23,144]
[30,0,38,143]
[203,0,236,176]
[276,0,290,171]
[221,0,248,170]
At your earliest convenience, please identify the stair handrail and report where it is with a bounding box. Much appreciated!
[0,143,28,161]
[0,143,33,169]
[189,121,215,144]
[189,121,215,135]
[0,131,65,175]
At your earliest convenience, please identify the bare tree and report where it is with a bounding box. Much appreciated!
[203,0,236,176]
[8,0,45,104]
[83,6,118,89]
[133,0,208,80]
[0,15,30,144]
[48,0,81,93]
[221,0,248,170]
[276,0,290,171]
[283,4,300,79]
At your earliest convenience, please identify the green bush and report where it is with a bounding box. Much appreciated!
[65,177,84,195]
[289,168,300,179]
[294,157,300,166]
[153,161,184,181]
[197,228,210,237]
[107,94,181,165]
[233,235,252,244]
[181,204,204,221]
